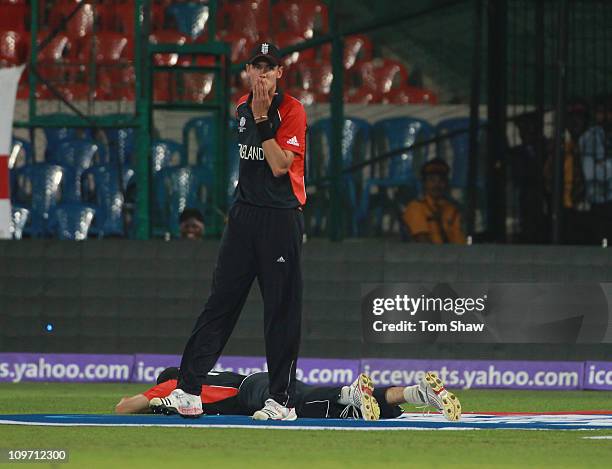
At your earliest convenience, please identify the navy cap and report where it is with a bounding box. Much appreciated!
[249,42,281,66]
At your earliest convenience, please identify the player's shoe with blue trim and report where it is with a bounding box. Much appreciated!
[419,371,461,421]
[149,389,203,418]
[346,373,380,421]
[252,399,297,421]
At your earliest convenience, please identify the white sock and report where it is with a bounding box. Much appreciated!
[337,386,351,405]
[403,385,425,405]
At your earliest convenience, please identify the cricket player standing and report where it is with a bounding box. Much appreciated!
[164,43,307,420]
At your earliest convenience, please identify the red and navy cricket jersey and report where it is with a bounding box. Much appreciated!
[143,371,247,415]
[235,90,307,208]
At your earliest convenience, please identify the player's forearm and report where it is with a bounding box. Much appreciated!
[262,139,291,177]
[115,394,150,414]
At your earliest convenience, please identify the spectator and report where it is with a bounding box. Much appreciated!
[402,158,466,244]
[545,98,587,210]
[580,94,612,241]
[510,111,549,243]
[179,208,205,240]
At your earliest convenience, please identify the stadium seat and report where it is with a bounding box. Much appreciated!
[12,163,66,237]
[0,3,28,31]
[36,33,72,83]
[0,29,28,66]
[217,0,264,42]
[307,117,371,236]
[47,139,105,201]
[10,205,29,240]
[149,32,191,102]
[112,2,165,34]
[155,166,207,237]
[10,136,33,169]
[348,59,412,103]
[149,30,190,66]
[318,34,374,69]
[274,32,309,66]
[53,83,99,101]
[435,117,487,190]
[42,115,93,157]
[183,115,217,162]
[181,69,215,103]
[166,3,210,40]
[104,119,135,167]
[271,0,328,39]
[81,164,132,237]
[150,139,185,173]
[221,32,256,64]
[8,137,33,206]
[47,1,95,40]
[359,117,434,229]
[383,85,438,104]
[78,32,134,99]
[48,202,96,240]
[292,61,332,101]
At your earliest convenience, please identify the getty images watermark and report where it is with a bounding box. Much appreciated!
[361,283,612,344]
[362,285,487,344]
[370,294,487,333]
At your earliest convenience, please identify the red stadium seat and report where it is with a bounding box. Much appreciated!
[113,2,166,35]
[292,61,332,101]
[36,33,72,82]
[0,29,28,65]
[48,1,95,40]
[319,34,374,69]
[222,32,255,63]
[0,3,28,31]
[78,32,131,63]
[271,0,328,39]
[344,86,380,104]
[347,58,412,103]
[149,31,190,66]
[382,85,438,104]
[149,31,191,103]
[54,83,98,101]
[76,33,133,100]
[182,72,214,103]
[217,1,265,42]
[274,32,314,66]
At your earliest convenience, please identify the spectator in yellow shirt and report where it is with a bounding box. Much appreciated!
[402,159,466,244]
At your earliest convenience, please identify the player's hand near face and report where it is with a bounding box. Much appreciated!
[251,76,272,119]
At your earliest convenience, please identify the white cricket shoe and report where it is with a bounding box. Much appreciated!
[346,373,380,421]
[149,389,202,418]
[252,399,297,421]
[419,371,462,421]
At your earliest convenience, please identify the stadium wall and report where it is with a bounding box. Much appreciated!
[1,240,611,361]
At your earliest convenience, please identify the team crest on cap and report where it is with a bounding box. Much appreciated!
[261,43,269,54]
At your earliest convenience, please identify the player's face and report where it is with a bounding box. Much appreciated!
[247,60,283,94]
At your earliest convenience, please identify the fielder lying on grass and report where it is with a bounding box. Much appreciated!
[115,367,461,421]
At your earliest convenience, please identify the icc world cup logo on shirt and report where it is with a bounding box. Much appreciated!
[239,116,246,133]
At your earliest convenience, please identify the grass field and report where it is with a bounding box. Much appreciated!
[1,383,612,468]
